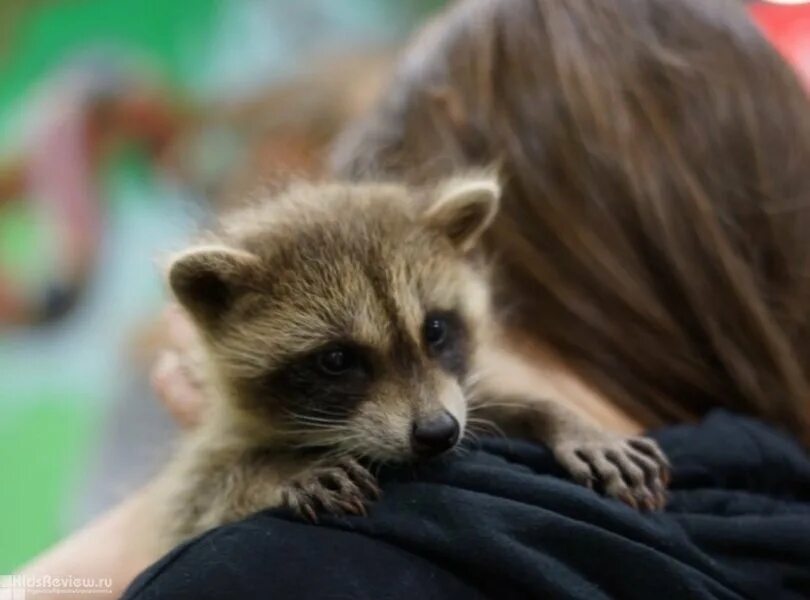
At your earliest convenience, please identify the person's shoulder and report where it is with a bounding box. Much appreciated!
[124,413,810,600]
[122,511,483,600]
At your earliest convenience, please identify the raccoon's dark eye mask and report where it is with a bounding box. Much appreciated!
[422,310,469,378]
[311,343,373,379]
[264,341,376,418]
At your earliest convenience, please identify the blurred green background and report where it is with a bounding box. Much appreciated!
[0,0,441,571]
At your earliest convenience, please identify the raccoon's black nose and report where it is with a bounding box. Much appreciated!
[412,412,460,457]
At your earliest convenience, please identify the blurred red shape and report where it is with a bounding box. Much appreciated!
[750,1,810,90]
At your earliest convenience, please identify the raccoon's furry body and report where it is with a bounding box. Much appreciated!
[152,176,669,553]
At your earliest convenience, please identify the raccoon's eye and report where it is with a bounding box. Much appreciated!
[422,311,467,376]
[316,347,358,376]
[423,314,449,350]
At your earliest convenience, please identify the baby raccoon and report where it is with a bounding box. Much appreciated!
[155,175,669,550]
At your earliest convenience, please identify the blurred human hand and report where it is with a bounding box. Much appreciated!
[149,305,208,429]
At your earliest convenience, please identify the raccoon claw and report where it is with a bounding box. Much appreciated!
[552,434,670,511]
[341,457,382,499]
[280,458,379,522]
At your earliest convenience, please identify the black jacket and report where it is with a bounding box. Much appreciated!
[124,412,810,599]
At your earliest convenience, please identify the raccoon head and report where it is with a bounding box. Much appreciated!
[168,176,499,462]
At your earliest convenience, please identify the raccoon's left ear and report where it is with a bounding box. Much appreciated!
[167,245,259,326]
[423,176,500,252]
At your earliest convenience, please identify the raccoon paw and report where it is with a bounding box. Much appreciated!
[279,458,380,523]
[552,434,670,511]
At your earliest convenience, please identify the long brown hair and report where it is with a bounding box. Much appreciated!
[331,0,810,445]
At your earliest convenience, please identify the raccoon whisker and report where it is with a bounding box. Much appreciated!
[467,400,533,412]
[466,416,507,439]
[307,445,342,461]
[282,415,344,425]
[285,407,351,421]
[294,430,368,452]
[278,426,347,438]
[287,437,356,453]
[277,425,358,443]
[304,406,354,418]
[462,429,480,446]
[284,435,336,448]
[278,429,346,439]
[285,426,360,440]
[281,414,346,428]
[281,409,343,421]
[314,443,364,464]
[284,418,345,429]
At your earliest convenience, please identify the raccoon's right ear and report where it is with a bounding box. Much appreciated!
[423,176,501,252]
[167,245,259,324]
